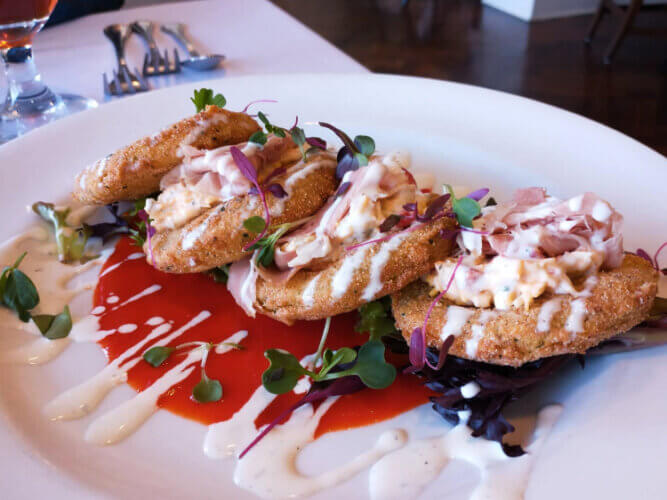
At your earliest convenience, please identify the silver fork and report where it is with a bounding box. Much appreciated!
[131,20,180,77]
[103,24,149,96]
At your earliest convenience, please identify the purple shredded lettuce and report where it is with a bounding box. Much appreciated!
[239,375,365,459]
[416,350,575,457]
[86,203,129,242]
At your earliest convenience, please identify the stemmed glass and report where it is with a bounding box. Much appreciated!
[0,0,97,143]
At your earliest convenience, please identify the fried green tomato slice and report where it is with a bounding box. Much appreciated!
[73,106,260,205]
[391,254,658,367]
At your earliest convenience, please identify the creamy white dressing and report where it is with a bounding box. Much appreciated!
[238,255,259,317]
[99,252,145,277]
[465,310,496,358]
[369,405,562,500]
[565,299,587,336]
[536,298,563,332]
[106,295,119,304]
[145,316,165,326]
[331,246,369,299]
[301,274,320,308]
[44,311,210,421]
[440,305,475,340]
[362,233,407,301]
[182,218,210,250]
[111,284,162,311]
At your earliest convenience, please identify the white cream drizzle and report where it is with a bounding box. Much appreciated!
[44,311,210,421]
[465,310,497,358]
[99,252,144,277]
[537,298,563,332]
[362,233,407,301]
[565,299,587,336]
[111,284,162,310]
[440,305,475,340]
[368,405,563,500]
[331,246,369,300]
[301,274,320,308]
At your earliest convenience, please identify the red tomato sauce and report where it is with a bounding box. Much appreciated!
[95,238,434,437]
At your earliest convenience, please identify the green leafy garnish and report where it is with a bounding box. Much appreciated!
[261,315,396,395]
[127,197,153,247]
[445,184,482,228]
[243,216,267,234]
[192,373,223,403]
[1,252,72,339]
[142,345,175,367]
[243,218,294,267]
[257,111,286,138]
[1,252,39,322]
[191,88,226,112]
[210,265,230,284]
[248,130,268,146]
[355,297,400,341]
[32,305,72,340]
[32,202,92,263]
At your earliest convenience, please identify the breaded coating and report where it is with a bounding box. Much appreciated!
[392,254,658,367]
[147,158,338,273]
[254,216,457,324]
[72,106,260,205]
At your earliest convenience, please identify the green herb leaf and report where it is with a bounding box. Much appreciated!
[350,340,396,389]
[319,347,357,378]
[257,111,270,127]
[356,298,399,341]
[210,265,230,284]
[192,373,223,403]
[290,126,306,147]
[247,222,293,267]
[32,305,72,340]
[261,349,309,394]
[32,202,92,263]
[249,130,268,146]
[445,185,482,228]
[354,135,375,157]
[143,346,175,367]
[191,88,226,112]
[243,216,267,234]
[3,268,39,322]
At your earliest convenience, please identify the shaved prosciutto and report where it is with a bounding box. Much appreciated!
[162,134,297,201]
[461,189,624,269]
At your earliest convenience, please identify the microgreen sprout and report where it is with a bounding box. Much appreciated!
[191,88,226,112]
[32,202,94,263]
[261,315,396,395]
[142,340,244,403]
[242,218,299,267]
[636,241,667,275]
[319,122,375,178]
[444,184,484,228]
[0,252,72,339]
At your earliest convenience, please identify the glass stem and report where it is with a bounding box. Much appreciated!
[1,45,57,115]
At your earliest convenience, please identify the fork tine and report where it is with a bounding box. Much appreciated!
[173,49,181,71]
[142,53,150,77]
[121,66,136,94]
[112,69,123,96]
[103,72,111,96]
[135,68,149,91]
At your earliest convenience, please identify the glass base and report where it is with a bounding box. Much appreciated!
[0,92,98,144]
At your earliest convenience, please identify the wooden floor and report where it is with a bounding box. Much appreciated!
[271,0,666,156]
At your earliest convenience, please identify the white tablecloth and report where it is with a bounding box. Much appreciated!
[32,0,367,104]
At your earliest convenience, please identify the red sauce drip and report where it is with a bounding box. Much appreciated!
[95,238,433,437]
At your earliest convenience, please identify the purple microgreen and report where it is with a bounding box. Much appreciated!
[241,99,277,114]
[306,137,326,150]
[379,214,402,233]
[636,242,667,274]
[407,255,463,371]
[137,210,156,266]
[319,122,359,154]
[335,150,360,179]
[403,202,417,213]
[466,188,490,202]
[636,248,652,264]
[335,181,352,198]
[353,135,375,156]
[265,183,287,199]
[401,167,417,187]
[440,228,460,240]
[418,194,451,222]
[86,202,129,242]
[231,146,272,250]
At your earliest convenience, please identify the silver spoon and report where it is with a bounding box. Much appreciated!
[160,23,225,71]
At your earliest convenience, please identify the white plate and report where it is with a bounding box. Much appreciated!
[0,74,665,500]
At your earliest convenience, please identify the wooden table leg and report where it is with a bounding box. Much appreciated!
[585,0,607,43]
[604,0,644,64]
